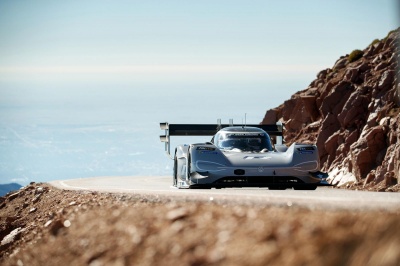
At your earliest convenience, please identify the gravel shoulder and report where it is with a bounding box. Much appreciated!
[1,182,400,266]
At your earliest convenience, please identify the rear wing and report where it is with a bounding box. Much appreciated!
[160,121,284,159]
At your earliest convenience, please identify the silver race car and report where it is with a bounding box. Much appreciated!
[160,122,330,190]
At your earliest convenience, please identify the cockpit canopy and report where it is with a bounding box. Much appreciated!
[213,127,273,152]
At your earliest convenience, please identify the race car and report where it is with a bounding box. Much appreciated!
[160,122,330,190]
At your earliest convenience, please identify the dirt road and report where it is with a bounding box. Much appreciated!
[50,176,400,211]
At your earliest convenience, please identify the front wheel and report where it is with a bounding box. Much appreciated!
[186,153,191,183]
[189,185,211,189]
[173,156,178,187]
[268,186,287,190]
[294,185,317,190]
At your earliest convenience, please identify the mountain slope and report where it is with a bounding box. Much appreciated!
[262,28,399,190]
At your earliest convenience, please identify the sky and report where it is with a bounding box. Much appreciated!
[0,1,398,86]
[0,1,398,185]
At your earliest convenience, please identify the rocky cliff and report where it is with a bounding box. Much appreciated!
[262,29,399,191]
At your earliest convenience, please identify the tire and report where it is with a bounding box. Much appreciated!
[269,186,287,190]
[189,185,211,189]
[173,156,178,187]
[294,185,317,190]
[186,153,191,182]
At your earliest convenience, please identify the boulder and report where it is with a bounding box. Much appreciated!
[384,172,396,187]
[316,113,340,163]
[364,171,375,187]
[377,70,395,91]
[344,68,359,83]
[351,125,386,179]
[0,227,25,247]
[262,108,279,124]
[333,57,347,70]
[325,130,340,155]
[340,95,369,129]
[316,81,335,108]
[301,95,319,122]
[320,81,354,116]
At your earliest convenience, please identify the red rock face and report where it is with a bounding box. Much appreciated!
[261,29,400,188]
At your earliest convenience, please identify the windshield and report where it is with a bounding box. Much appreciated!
[216,133,273,152]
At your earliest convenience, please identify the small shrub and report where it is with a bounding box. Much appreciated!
[370,39,380,46]
[348,49,363,63]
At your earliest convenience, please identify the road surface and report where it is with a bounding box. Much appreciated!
[50,176,400,211]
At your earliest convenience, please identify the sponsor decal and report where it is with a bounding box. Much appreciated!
[297,147,314,154]
[199,151,218,154]
[299,151,313,154]
[227,133,265,137]
[297,147,315,151]
[196,147,215,151]
[244,156,271,160]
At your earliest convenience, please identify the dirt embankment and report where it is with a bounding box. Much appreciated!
[1,183,400,266]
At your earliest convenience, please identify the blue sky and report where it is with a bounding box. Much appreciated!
[0,0,398,123]
[1,1,398,72]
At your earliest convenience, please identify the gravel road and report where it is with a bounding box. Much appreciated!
[50,176,400,211]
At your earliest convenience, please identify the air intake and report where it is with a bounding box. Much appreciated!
[234,169,245,175]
